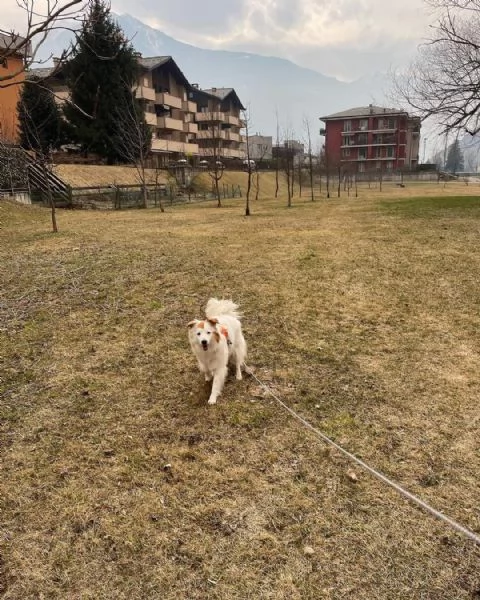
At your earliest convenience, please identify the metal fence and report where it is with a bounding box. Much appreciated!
[24,182,243,210]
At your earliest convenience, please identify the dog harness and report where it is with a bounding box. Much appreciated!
[220,325,231,344]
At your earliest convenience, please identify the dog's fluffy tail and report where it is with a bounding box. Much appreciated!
[205,298,242,320]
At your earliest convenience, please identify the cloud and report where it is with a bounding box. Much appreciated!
[1,0,432,80]
[112,0,431,79]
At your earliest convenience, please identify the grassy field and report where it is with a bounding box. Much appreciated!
[1,182,480,599]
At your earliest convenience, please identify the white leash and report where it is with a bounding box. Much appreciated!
[249,370,480,546]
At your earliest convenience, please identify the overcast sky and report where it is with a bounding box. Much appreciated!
[2,0,434,80]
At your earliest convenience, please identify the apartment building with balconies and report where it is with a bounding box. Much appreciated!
[28,54,247,165]
[136,56,199,163]
[320,105,421,173]
[190,86,246,160]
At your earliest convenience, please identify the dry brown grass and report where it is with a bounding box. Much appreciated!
[1,182,480,599]
[54,164,168,187]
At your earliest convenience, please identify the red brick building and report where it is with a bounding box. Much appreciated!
[320,105,421,173]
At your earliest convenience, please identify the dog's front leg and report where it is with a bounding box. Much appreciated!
[198,362,212,381]
[208,367,227,405]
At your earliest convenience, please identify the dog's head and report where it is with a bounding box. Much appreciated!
[188,318,220,351]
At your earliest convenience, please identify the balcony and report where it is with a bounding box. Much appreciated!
[195,112,226,123]
[151,139,199,154]
[371,138,397,146]
[155,92,183,110]
[196,130,226,140]
[182,99,197,113]
[221,147,246,159]
[224,114,241,126]
[225,131,241,142]
[145,112,157,126]
[341,142,368,148]
[157,116,184,131]
[184,122,198,134]
[135,86,156,102]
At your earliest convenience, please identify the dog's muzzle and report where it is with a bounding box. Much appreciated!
[201,340,208,351]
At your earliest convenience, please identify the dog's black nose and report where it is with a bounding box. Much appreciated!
[201,340,208,346]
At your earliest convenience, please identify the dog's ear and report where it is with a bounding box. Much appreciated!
[207,317,219,326]
[212,331,221,343]
[187,320,198,329]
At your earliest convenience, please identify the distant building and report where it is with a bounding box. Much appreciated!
[136,56,199,163]
[190,86,246,161]
[272,139,305,164]
[0,34,29,143]
[247,134,272,160]
[320,104,421,172]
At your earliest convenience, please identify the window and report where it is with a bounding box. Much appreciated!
[357,133,368,145]
[359,119,368,131]
[386,147,395,158]
[344,120,352,132]
[358,162,365,173]
[386,161,393,170]
[342,148,351,157]
[386,118,396,129]
[358,148,367,160]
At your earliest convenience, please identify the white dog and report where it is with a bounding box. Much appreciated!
[188,298,247,405]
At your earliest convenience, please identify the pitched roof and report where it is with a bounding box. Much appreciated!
[203,87,246,110]
[0,32,30,56]
[137,56,171,70]
[321,105,408,121]
[138,55,191,88]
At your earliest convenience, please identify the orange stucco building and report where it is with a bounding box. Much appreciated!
[0,34,28,143]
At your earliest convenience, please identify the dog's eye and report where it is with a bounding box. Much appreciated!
[206,331,211,334]
[197,332,201,336]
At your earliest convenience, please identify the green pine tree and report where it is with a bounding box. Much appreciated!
[63,0,143,163]
[18,78,66,156]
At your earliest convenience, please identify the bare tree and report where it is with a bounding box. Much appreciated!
[304,117,315,201]
[393,0,480,135]
[297,158,303,198]
[18,99,60,232]
[200,121,225,207]
[254,142,269,202]
[0,0,87,85]
[111,81,152,208]
[281,135,295,207]
[274,108,280,198]
[243,108,253,216]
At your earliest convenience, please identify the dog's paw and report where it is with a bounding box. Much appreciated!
[205,374,212,382]
[207,397,217,405]
[235,372,243,381]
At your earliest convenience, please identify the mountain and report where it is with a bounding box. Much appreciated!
[38,13,391,139]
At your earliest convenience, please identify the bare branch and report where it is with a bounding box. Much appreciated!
[0,0,87,84]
